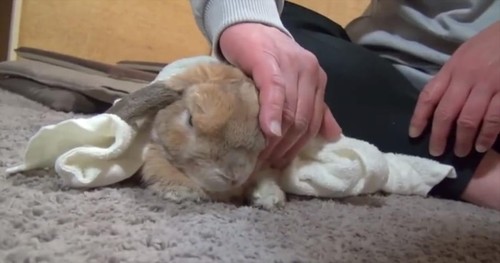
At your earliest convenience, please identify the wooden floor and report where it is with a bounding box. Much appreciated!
[16,0,369,64]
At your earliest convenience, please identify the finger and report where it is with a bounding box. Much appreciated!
[257,53,299,162]
[269,53,318,164]
[258,103,296,163]
[319,104,342,141]
[258,133,282,163]
[251,57,286,139]
[429,77,472,156]
[314,64,342,141]
[273,70,327,168]
[409,70,452,138]
[454,84,492,157]
[475,92,500,153]
[275,48,301,136]
[273,69,326,168]
[259,117,295,165]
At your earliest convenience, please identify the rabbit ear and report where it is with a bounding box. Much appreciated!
[105,80,183,124]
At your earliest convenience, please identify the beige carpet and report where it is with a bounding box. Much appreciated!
[1,89,500,263]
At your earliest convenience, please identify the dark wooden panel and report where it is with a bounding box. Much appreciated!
[0,0,13,61]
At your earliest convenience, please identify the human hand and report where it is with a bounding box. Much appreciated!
[219,23,342,168]
[409,21,500,157]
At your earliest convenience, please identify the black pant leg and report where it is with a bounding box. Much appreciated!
[280,1,492,200]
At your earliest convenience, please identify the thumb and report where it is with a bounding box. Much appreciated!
[251,58,286,138]
[319,105,342,141]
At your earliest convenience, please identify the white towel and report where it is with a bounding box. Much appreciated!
[278,136,456,198]
[6,113,151,187]
[5,56,457,197]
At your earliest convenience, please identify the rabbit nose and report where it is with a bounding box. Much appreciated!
[225,176,239,186]
[214,169,237,184]
[226,175,239,186]
[229,179,238,186]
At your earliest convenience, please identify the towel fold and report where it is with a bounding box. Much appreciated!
[6,113,151,187]
[0,59,145,104]
[15,47,158,82]
[5,55,458,198]
[278,136,455,198]
[0,77,109,114]
[0,47,166,114]
[116,60,168,74]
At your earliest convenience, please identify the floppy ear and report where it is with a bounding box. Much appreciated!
[105,81,183,125]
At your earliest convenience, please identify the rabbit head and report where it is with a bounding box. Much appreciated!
[150,62,266,193]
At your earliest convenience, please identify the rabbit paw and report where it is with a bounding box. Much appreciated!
[150,184,208,203]
[250,177,286,210]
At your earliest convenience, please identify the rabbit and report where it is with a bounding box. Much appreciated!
[138,61,286,210]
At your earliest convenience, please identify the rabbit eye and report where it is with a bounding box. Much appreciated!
[188,114,193,127]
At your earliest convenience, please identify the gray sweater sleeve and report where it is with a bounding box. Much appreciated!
[189,0,291,59]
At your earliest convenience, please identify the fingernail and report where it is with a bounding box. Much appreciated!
[455,149,467,158]
[429,147,441,157]
[475,144,487,153]
[409,126,420,138]
[270,121,282,137]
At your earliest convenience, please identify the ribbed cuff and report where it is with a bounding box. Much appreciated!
[203,0,292,60]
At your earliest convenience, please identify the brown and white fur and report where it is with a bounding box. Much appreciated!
[138,61,286,209]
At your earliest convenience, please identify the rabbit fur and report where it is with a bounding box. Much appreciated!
[139,61,286,209]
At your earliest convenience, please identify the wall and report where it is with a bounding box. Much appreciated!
[17,0,210,64]
[16,0,369,64]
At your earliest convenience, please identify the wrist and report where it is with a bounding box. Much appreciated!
[203,0,292,60]
[221,22,291,43]
[219,22,293,64]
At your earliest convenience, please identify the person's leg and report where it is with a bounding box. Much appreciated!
[280,2,500,209]
[461,149,500,210]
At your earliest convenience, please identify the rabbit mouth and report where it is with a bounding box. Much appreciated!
[191,168,250,192]
[211,169,246,190]
[217,170,247,188]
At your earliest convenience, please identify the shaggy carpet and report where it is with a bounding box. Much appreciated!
[1,89,499,263]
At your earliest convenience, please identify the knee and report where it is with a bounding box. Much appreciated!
[461,149,500,211]
[281,1,348,40]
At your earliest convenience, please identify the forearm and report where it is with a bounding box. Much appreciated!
[189,0,291,59]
